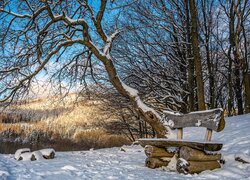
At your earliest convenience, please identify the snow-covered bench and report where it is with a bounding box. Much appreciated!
[15,148,55,161]
[138,108,225,174]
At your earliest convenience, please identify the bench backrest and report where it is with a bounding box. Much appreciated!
[162,108,225,142]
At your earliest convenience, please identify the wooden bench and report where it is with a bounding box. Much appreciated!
[138,108,225,174]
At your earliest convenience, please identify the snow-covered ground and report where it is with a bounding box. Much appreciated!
[1,114,250,180]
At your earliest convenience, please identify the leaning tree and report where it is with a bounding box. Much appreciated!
[0,0,171,137]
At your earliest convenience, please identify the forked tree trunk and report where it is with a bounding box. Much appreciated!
[83,38,168,137]
[78,6,168,137]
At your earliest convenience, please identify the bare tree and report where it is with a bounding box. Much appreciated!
[219,0,250,115]
[0,0,169,137]
[113,0,195,113]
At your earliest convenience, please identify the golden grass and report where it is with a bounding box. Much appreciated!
[0,123,22,133]
[0,93,130,146]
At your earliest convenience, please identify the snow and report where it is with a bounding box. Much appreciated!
[163,119,175,127]
[163,110,182,115]
[189,108,223,114]
[195,120,202,127]
[166,154,178,171]
[32,151,44,160]
[166,147,178,153]
[178,158,189,166]
[14,148,55,161]
[39,148,55,157]
[14,148,30,160]
[20,152,35,161]
[0,114,250,179]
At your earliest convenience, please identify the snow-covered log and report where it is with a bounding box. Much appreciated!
[138,138,223,151]
[19,152,36,161]
[144,145,174,158]
[176,159,221,174]
[32,151,44,160]
[235,153,250,164]
[14,148,31,160]
[145,157,170,169]
[179,146,221,161]
[39,148,55,159]
[14,148,55,161]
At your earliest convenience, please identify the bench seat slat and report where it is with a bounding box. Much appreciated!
[138,138,223,151]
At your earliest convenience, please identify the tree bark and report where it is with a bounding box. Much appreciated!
[185,0,195,112]
[228,56,234,116]
[234,64,243,115]
[228,0,245,115]
[241,7,250,113]
[179,146,221,161]
[144,145,175,158]
[177,159,221,174]
[243,72,250,113]
[189,0,206,110]
[145,157,170,169]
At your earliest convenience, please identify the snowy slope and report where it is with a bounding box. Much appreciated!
[0,114,250,180]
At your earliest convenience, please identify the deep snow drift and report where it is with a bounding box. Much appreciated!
[0,114,250,180]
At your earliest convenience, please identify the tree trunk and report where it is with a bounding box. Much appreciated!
[103,60,167,137]
[243,71,250,113]
[234,64,243,115]
[185,0,195,112]
[122,115,135,141]
[242,13,250,113]
[228,57,234,116]
[206,46,215,109]
[201,0,215,109]
[227,2,235,116]
[189,0,206,110]
[144,121,148,138]
[234,23,243,115]
[139,120,143,138]
[228,0,245,115]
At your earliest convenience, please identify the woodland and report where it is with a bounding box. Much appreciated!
[0,0,249,137]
